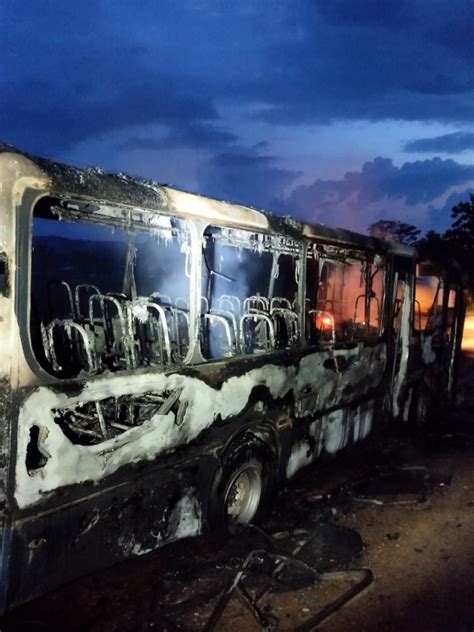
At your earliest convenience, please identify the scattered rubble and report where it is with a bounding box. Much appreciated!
[4,413,474,631]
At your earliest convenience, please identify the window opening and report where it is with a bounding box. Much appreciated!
[31,199,190,377]
[50,389,184,446]
[270,252,300,350]
[309,248,379,343]
[414,263,442,332]
[200,227,301,359]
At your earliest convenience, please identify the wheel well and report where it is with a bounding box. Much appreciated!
[222,424,280,464]
[208,427,278,528]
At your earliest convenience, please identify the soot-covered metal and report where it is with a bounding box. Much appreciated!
[0,145,466,615]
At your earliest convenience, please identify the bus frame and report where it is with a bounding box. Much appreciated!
[0,144,466,612]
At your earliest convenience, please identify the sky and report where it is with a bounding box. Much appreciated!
[1,0,474,236]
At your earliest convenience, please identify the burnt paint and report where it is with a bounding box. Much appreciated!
[6,453,217,611]
[0,143,406,256]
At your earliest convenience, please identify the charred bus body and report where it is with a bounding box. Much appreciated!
[0,145,466,611]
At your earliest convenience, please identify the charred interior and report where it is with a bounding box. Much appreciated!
[25,390,186,467]
[25,194,461,465]
[31,196,191,377]
[29,196,405,378]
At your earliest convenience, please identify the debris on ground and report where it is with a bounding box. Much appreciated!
[3,414,474,631]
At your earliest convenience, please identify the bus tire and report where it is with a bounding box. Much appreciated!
[208,436,276,529]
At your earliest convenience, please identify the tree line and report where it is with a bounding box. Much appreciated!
[368,193,474,289]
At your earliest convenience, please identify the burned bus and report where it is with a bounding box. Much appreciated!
[0,144,466,611]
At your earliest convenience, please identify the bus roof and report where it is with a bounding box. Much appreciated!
[0,143,415,257]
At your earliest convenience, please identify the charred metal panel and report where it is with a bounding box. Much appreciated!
[14,362,295,507]
[0,144,418,256]
[0,379,12,613]
[7,455,215,611]
[295,344,386,418]
[0,143,270,233]
[0,150,51,389]
[0,379,11,503]
[281,397,377,480]
[15,339,386,509]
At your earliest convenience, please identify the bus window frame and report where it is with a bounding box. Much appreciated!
[305,243,387,348]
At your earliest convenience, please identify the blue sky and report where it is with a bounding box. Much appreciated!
[1,0,474,234]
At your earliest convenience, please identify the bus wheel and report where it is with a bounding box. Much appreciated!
[209,437,275,528]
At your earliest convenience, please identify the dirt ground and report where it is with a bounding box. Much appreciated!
[3,359,474,631]
[316,425,474,632]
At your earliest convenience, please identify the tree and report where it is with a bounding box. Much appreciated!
[368,220,421,245]
[416,194,474,289]
[416,229,449,261]
[368,195,474,287]
[443,193,474,288]
[444,193,474,251]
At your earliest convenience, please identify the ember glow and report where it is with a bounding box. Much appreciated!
[313,312,335,330]
[462,314,474,354]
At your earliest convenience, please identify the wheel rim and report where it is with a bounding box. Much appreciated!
[225,463,262,524]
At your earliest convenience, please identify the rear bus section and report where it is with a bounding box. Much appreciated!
[410,260,466,425]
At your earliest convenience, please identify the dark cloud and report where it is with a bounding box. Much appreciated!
[427,187,474,232]
[385,158,474,204]
[404,132,474,154]
[2,0,474,159]
[423,1,474,61]
[0,1,223,155]
[198,150,302,211]
[248,0,474,125]
[316,0,413,29]
[0,79,217,155]
[117,123,238,153]
[284,157,474,228]
[1,0,473,244]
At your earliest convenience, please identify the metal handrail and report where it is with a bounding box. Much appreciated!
[44,319,98,373]
[239,312,275,353]
[203,313,234,355]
